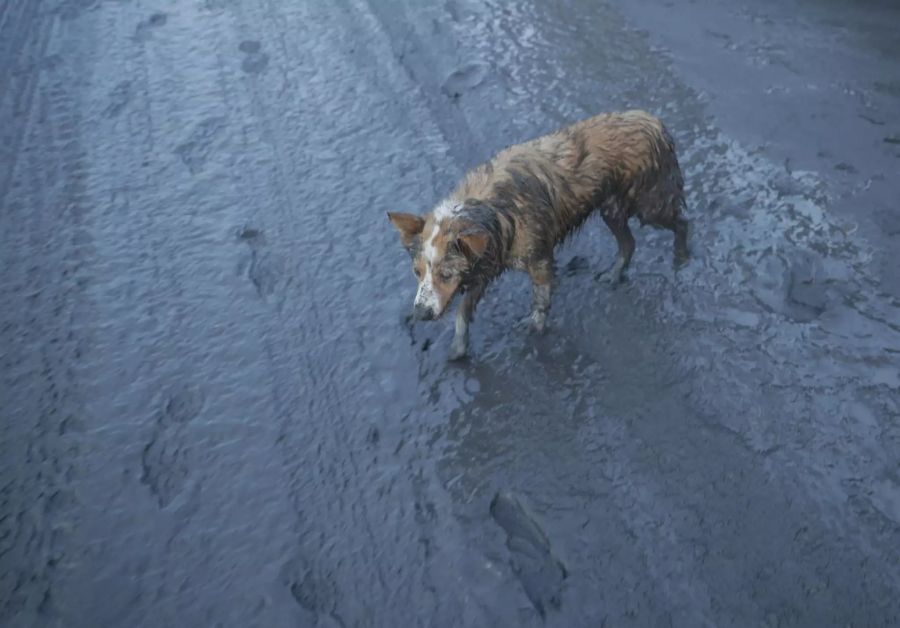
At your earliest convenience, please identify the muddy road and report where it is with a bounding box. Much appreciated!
[2,0,899,626]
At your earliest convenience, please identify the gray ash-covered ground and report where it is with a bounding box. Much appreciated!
[1,0,898,626]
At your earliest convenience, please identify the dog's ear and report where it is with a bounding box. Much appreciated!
[457,225,489,259]
[387,212,425,249]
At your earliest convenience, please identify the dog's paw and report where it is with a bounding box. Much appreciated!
[596,257,629,286]
[530,312,548,335]
[448,343,468,362]
[596,268,626,287]
[516,313,548,335]
[594,270,625,288]
[515,315,533,332]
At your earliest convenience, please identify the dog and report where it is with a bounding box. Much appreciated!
[388,110,689,360]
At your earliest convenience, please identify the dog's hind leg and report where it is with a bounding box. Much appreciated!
[646,203,690,266]
[600,207,635,285]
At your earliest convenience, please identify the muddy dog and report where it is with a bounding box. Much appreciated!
[388,110,689,360]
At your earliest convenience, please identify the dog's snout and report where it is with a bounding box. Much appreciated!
[413,303,435,321]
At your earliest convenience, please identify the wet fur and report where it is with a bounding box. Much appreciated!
[388,110,689,359]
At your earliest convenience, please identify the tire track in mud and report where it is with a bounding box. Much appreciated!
[361,0,490,171]
[2,4,298,625]
[0,0,54,209]
[0,19,97,623]
[209,3,415,622]
[133,3,387,624]
[94,2,207,523]
[61,5,303,625]
[196,1,509,624]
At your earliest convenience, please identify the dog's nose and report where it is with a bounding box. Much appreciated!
[413,303,434,321]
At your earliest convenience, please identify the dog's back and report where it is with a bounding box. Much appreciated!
[449,110,686,261]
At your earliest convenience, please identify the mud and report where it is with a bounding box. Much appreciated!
[1,0,898,626]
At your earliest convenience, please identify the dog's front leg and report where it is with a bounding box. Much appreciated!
[449,285,483,361]
[527,258,554,334]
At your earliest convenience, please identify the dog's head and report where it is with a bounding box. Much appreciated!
[387,208,489,321]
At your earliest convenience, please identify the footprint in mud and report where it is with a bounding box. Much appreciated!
[239,40,269,74]
[237,224,264,243]
[490,491,567,619]
[441,62,489,100]
[247,251,286,299]
[281,555,345,627]
[754,251,833,323]
[236,226,290,304]
[785,253,830,321]
[175,117,227,174]
[141,432,190,509]
[134,12,167,42]
[103,81,131,119]
[141,385,204,508]
[161,385,205,426]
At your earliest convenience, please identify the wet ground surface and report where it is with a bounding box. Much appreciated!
[1,0,899,626]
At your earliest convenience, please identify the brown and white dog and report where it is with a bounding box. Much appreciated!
[388,110,689,360]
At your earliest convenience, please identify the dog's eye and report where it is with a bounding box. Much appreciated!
[438,269,454,282]
[413,266,422,278]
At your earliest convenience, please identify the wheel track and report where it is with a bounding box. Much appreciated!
[214,1,400,618]
[199,1,500,624]
[106,1,396,623]
[64,4,303,624]
[0,0,54,209]
[0,11,98,625]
